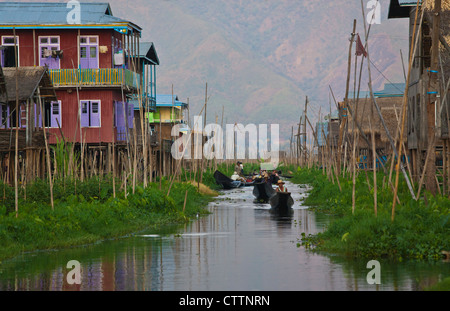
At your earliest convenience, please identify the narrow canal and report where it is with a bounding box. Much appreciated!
[0,181,448,291]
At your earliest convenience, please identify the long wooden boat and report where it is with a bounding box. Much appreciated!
[214,170,242,189]
[269,192,294,213]
[252,182,276,203]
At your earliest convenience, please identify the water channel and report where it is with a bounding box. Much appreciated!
[0,181,448,291]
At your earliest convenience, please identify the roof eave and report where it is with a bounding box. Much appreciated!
[388,0,412,19]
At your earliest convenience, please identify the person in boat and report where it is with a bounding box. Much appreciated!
[235,161,243,176]
[231,171,246,182]
[269,170,280,185]
[263,172,270,184]
[276,180,288,193]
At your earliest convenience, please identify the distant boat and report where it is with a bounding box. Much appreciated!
[269,192,294,212]
[253,182,276,203]
[214,170,242,189]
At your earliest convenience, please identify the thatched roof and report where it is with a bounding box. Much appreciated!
[342,97,406,144]
[423,0,450,11]
[0,66,56,103]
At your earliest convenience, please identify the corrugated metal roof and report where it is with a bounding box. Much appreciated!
[156,94,187,107]
[373,83,405,98]
[0,2,141,32]
[398,0,422,6]
[137,42,160,65]
[132,94,187,110]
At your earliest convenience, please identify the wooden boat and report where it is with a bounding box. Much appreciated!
[252,182,276,203]
[269,191,294,212]
[243,178,255,187]
[214,170,242,189]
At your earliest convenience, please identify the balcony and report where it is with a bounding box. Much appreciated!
[49,68,141,90]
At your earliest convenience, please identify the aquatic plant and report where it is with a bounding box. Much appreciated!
[293,167,450,261]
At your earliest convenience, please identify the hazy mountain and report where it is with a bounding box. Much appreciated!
[109,0,409,145]
[11,0,410,146]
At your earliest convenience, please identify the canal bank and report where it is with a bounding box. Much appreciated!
[0,179,216,263]
[290,167,450,290]
[0,180,448,290]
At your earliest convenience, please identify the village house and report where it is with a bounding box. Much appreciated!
[0,66,57,183]
[315,111,339,166]
[0,2,159,180]
[341,83,407,170]
[388,0,450,193]
[142,94,188,176]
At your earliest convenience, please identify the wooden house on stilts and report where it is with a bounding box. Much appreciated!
[388,0,450,194]
[0,66,57,184]
[0,2,159,183]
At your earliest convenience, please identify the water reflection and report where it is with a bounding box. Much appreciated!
[0,181,448,291]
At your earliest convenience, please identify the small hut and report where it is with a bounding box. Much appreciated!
[340,83,406,169]
[0,66,57,183]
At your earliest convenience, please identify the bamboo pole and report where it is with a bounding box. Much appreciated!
[337,19,357,174]
[369,119,377,217]
[13,28,19,217]
[392,0,424,221]
[37,88,54,211]
[351,98,359,214]
[166,85,209,196]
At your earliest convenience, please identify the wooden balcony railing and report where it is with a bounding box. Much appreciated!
[49,68,141,89]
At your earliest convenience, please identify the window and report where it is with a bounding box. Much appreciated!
[0,104,8,129]
[39,36,60,69]
[80,100,101,127]
[79,36,99,69]
[1,36,19,67]
[43,101,61,128]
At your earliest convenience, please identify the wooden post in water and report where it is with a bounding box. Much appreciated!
[13,28,19,217]
[303,96,308,166]
[337,19,357,175]
[38,88,54,211]
[369,119,377,217]
[392,0,424,221]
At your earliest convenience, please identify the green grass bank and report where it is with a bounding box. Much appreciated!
[0,177,216,262]
[291,167,450,262]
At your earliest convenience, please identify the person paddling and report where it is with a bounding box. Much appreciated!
[276,180,288,192]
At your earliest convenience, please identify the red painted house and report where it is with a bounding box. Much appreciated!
[0,2,157,146]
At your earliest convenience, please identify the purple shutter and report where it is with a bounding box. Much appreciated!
[90,101,100,127]
[115,101,126,141]
[79,45,88,69]
[38,104,42,128]
[79,42,98,69]
[20,104,25,128]
[115,101,124,127]
[51,101,61,128]
[89,46,98,69]
[80,101,89,127]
